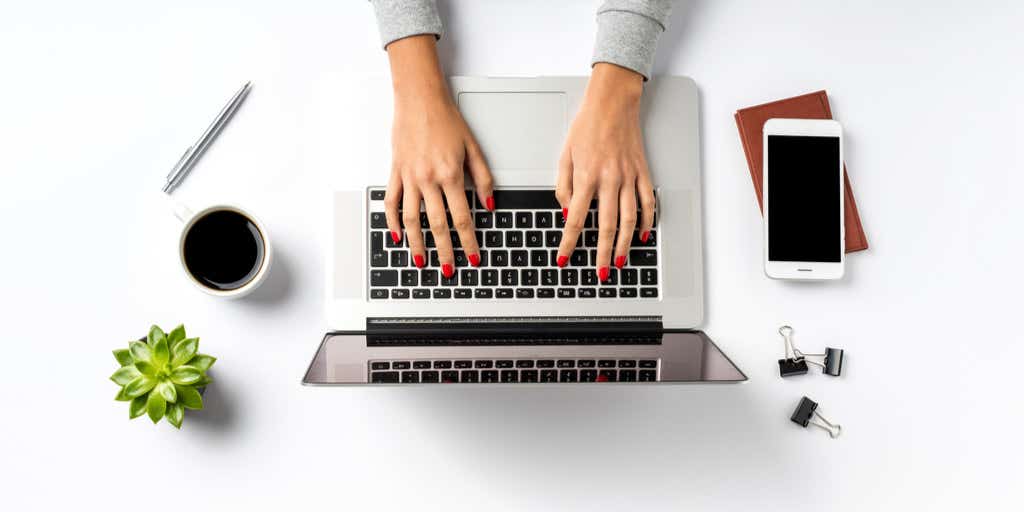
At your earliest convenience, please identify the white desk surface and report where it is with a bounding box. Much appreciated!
[3,1,1021,509]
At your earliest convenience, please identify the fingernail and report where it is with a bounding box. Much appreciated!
[442,263,454,278]
[391,230,401,243]
[640,231,650,243]
[413,254,425,268]
[615,255,626,269]
[598,266,610,282]
[485,196,495,211]
[557,255,569,268]
[468,253,480,267]
[562,208,568,220]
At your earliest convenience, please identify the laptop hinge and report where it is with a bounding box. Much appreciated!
[366,316,663,336]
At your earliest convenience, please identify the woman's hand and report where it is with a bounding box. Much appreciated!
[556,63,655,281]
[382,35,493,278]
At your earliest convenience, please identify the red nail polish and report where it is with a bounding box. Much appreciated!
[468,253,480,267]
[442,263,454,278]
[615,255,626,269]
[598,266,610,282]
[596,374,608,382]
[640,231,650,243]
[562,208,568,220]
[485,196,495,211]
[413,254,425,268]
[557,255,569,268]
[391,230,401,243]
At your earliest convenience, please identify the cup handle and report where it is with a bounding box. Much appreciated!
[165,192,194,223]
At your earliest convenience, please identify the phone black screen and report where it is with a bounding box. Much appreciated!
[767,135,841,262]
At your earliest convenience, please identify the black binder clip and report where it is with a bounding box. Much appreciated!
[777,325,844,377]
[790,396,842,438]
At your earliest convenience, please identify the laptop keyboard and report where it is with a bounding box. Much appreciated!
[369,358,659,383]
[368,188,660,300]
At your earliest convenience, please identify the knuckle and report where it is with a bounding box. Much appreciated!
[568,218,586,231]
[620,212,637,225]
[402,211,420,224]
[428,219,449,232]
[452,214,473,231]
[475,173,493,189]
[599,226,617,237]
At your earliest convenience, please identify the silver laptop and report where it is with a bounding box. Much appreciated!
[303,76,745,385]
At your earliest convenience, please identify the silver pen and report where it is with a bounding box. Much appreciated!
[162,81,252,193]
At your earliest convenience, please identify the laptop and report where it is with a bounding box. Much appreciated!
[303,76,745,385]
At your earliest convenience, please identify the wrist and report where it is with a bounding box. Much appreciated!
[586,63,644,107]
[387,35,451,107]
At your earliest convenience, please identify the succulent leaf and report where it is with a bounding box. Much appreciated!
[124,375,157,397]
[128,341,151,363]
[110,365,141,385]
[129,395,148,419]
[167,325,186,346]
[115,387,133,401]
[134,360,158,377]
[169,366,202,385]
[171,338,199,368]
[188,354,216,372]
[113,349,133,367]
[176,385,204,410]
[146,391,166,423]
[193,375,213,388]
[166,403,184,429]
[147,325,166,346]
[152,336,170,368]
[156,380,177,403]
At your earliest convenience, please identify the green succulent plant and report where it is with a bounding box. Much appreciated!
[110,325,215,428]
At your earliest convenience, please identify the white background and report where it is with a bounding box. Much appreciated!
[2,1,1021,510]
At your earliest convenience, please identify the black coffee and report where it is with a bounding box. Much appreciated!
[183,210,265,291]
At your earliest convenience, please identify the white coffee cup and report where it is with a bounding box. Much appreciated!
[168,194,273,298]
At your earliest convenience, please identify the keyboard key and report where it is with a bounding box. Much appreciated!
[390,289,409,299]
[604,269,618,285]
[528,250,548,267]
[639,360,657,368]
[460,370,479,383]
[522,269,538,286]
[621,269,638,285]
[580,369,598,382]
[537,360,555,368]
[632,229,656,246]
[433,361,452,369]
[584,231,598,247]
[401,371,419,383]
[515,212,532,228]
[401,270,418,286]
[560,369,578,382]
[639,370,657,382]
[598,370,617,382]
[371,371,399,383]
[491,250,509,266]
[419,212,430,229]
[496,288,513,298]
[453,251,467,266]
[570,251,587,266]
[370,190,386,201]
[474,360,493,368]
[421,371,440,383]
[557,288,576,298]
[560,269,578,286]
[501,269,518,286]
[641,268,658,285]
[441,371,459,383]
[413,361,432,369]
[526,231,543,247]
[511,250,528,266]
[370,289,388,299]
[386,234,402,248]
[474,288,493,299]
[598,360,616,368]
[557,360,575,368]
[481,270,499,286]
[619,288,638,298]
[578,288,596,298]
[441,272,458,287]
[370,212,387,228]
[640,287,658,298]
[542,269,558,286]
[599,288,617,298]
[555,212,566,228]
[516,360,535,368]
[496,360,514,368]
[481,370,499,383]
[371,231,383,251]
[620,370,637,382]
[421,269,439,286]
[390,251,408,268]
[371,362,390,370]
[536,211,553,228]
[582,269,598,285]
[370,250,387,268]
[460,269,479,286]
[501,370,519,383]
[454,288,472,298]
[516,289,535,299]
[475,212,493,229]
[577,360,596,368]
[425,232,435,248]
[545,230,562,247]
[506,231,523,247]
[429,251,440,267]
[495,212,513,228]
[521,370,539,382]
[432,289,452,299]
[537,288,555,298]
[618,360,637,368]
[485,231,503,247]
[629,249,658,266]
[540,369,558,382]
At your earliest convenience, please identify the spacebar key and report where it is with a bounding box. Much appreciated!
[629,250,658,266]
[491,190,560,210]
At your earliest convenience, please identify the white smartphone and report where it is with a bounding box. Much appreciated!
[763,118,844,280]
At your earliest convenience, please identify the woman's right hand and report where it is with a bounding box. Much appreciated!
[382,35,494,278]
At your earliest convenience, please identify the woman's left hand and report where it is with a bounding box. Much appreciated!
[555,63,656,281]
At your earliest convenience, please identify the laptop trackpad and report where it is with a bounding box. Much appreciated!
[457,92,567,171]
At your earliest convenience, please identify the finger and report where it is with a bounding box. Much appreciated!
[384,169,403,244]
[595,181,620,282]
[421,185,455,277]
[402,186,426,268]
[443,180,481,267]
[556,183,595,267]
[465,138,495,211]
[555,146,573,221]
[636,167,656,244]
[614,179,638,268]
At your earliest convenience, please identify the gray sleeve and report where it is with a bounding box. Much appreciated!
[369,0,443,49]
[591,0,674,80]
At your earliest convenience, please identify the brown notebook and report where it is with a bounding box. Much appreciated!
[735,91,868,253]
